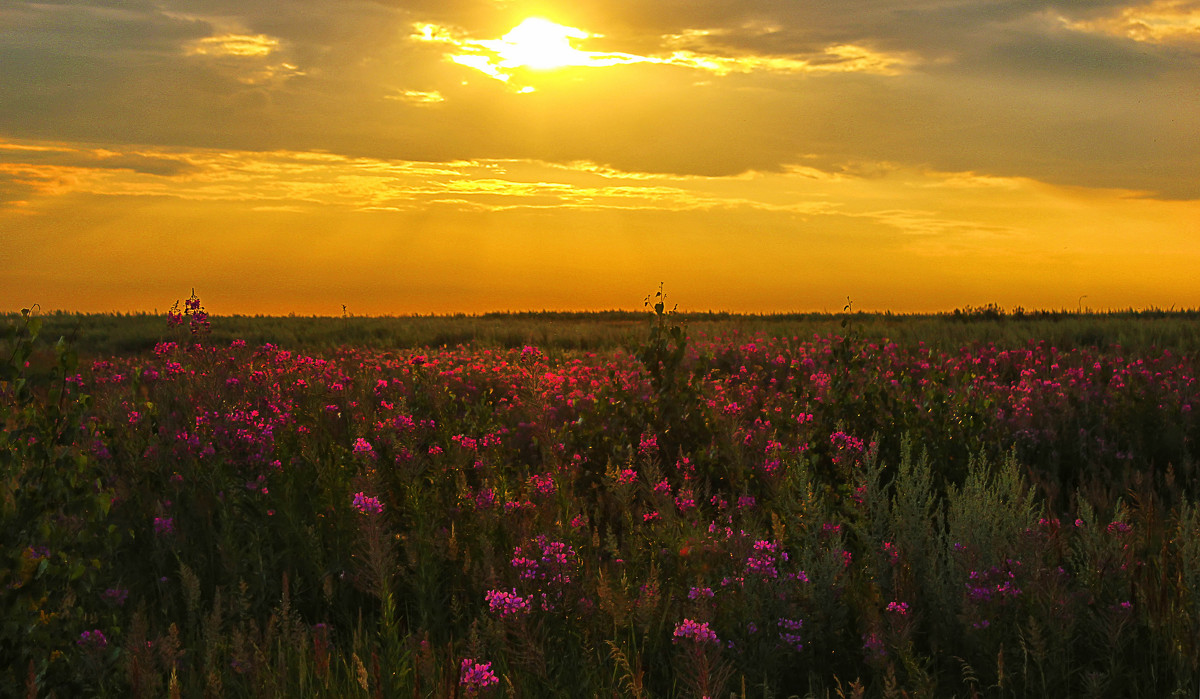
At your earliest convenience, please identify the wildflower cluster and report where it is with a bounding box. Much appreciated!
[76,630,108,649]
[484,588,532,618]
[459,658,499,694]
[745,539,786,580]
[673,619,720,645]
[965,562,1023,603]
[512,537,577,585]
[777,617,804,652]
[166,289,210,336]
[352,491,384,515]
[10,311,1200,697]
[352,437,376,459]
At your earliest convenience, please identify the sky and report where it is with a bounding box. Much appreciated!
[2,0,1199,315]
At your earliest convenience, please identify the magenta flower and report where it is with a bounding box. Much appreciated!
[777,617,804,651]
[863,632,886,658]
[459,658,499,694]
[77,629,108,649]
[485,588,532,617]
[673,618,720,644]
[615,468,638,485]
[638,432,658,456]
[352,492,384,515]
[528,473,556,497]
[352,437,376,458]
[153,516,174,536]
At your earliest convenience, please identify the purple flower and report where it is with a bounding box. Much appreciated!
[485,588,532,618]
[24,546,50,561]
[673,618,719,645]
[153,516,174,536]
[77,630,108,649]
[352,492,384,515]
[746,540,781,579]
[528,473,556,497]
[459,658,499,694]
[863,632,886,658]
[777,617,804,651]
[352,437,376,459]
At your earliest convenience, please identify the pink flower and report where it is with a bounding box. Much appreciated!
[638,432,658,456]
[485,588,532,617]
[673,619,719,644]
[352,492,384,515]
[352,437,376,458]
[153,516,174,536]
[528,473,556,497]
[77,630,108,649]
[459,658,499,694]
[615,468,638,485]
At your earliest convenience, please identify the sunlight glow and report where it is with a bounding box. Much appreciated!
[485,18,593,70]
[411,19,912,89]
[413,18,645,89]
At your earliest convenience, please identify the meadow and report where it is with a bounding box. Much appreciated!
[3,296,1200,697]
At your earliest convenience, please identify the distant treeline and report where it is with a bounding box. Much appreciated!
[4,306,1200,358]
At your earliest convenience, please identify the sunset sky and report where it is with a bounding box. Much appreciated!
[2,0,1198,315]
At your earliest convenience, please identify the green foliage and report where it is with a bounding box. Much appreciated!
[634,285,718,487]
[1,309,121,694]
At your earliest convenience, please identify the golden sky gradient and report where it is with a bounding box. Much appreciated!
[2,0,1199,314]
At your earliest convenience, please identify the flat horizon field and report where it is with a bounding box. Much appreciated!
[10,303,1200,357]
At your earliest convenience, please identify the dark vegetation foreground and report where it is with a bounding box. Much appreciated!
[3,300,1200,697]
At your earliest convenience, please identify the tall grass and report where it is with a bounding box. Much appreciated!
[12,306,1200,358]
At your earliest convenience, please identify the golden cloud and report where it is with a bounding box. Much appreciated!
[412,20,913,90]
[1065,1,1200,43]
[384,89,446,104]
[186,33,279,57]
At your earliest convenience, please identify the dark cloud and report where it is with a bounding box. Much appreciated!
[0,146,197,177]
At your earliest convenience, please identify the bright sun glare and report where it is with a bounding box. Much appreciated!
[489,18,592,70]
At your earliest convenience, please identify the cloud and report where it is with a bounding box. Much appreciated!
[0,140,197,177]
[412,18,915,91]
[0,0,1197,199]
[186,33,279,57]
[384,89,446,104]
[1066,1,1200,43]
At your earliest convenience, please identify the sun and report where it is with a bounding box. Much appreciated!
[487,18,593,70]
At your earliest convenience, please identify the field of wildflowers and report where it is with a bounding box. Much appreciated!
[3,295,1200,697]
